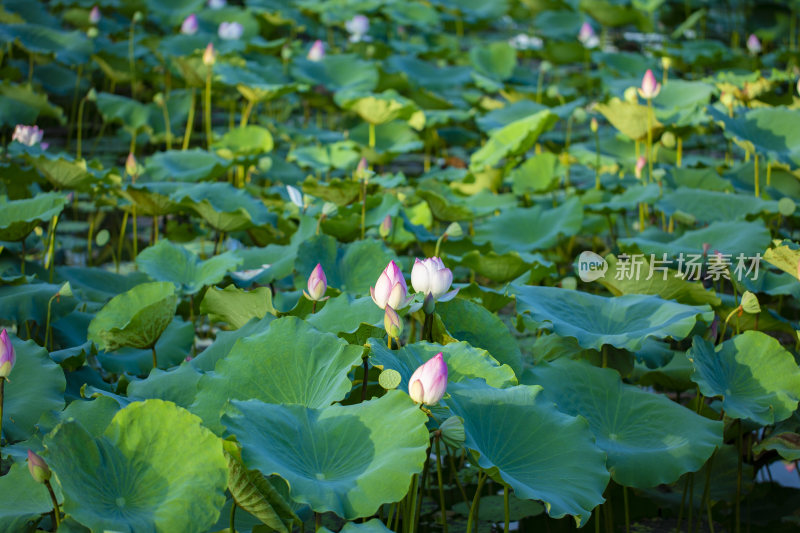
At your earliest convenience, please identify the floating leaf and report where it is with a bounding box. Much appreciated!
[200,285,276,329]
[470,110,558,170]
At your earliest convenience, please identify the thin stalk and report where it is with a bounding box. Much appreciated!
[153,216,159,243]
[76,95,87,159]
[66,65,83,150]
[594,128,601,189]
[646,99,654,182]
[503,485,510,533]
[688,473,695,533]
[240,99,255,128]
[406,474,419,533]
[45,479,61,529]
[132,206,138,258]
[361,357,369,402]
[117,211,129,272]
[435,437,448,533]
[676,475,690,533]
[161,100,173,150]
[388,336,392,349]
[230,500,236,533]
[151,346,158,370]
[677,137,682,168]
[46,215,59,283]
[360,178,367,240]
[623,486,630,533]
[445,443,469,506]
[44,293,56,351]
[700,451,716,533]
[368,123,376,149]
[87,213,96,266]
[753,153,760,198]
[128,20,137,99]
[315,512,321,531]
[415,448,431,533]
[0,378,5,452]
[466,472,487,533]
[204,70,213,149]
[736,420,742,533]
[182,88,196,150]
[595,505,601,533]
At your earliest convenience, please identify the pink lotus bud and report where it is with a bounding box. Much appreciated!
[181,14,198,35]
[702,242,711,256]
[634,156,646,180]
[307,40,325,62]
[218,21,243,40]
[304,263,328,301]
[578,22,598,48]
[11,125,44,147]
[379,214,392,238]
[125,153,138,177]
[411,257,458,302]
[384,305,403,338]
[202,42,216,66]
[637,69,661,100]
[408,353,447,405]
[370,260,412,310]
[89,6,101,24]
[0,329,14,379]
[27,450,51,483]
[747,34,761,54]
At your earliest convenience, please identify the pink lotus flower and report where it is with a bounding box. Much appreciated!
[304,263,328,301]
[203,42,216,66]
[578,22,598,48]
[408,353,447,405]
[89,6,101,24]
[411,257,458,302]
[307,40,325,62]
[218,21,243,40]
[637,69,661,100]
[12,125,44,147]
[384,305,402,338]
[634,156,646,180]
[370,260,412,310]
[0,329,14,379]
[27,450,51,484]
[181,14,198,35]
[747,34,761,54]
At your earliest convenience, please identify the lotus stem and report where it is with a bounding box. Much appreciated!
[361,356,369,402]
[0,377,5,453]
[44,291,57,351]
[687,473,694,533]
[360,179,367,240]
[536,69,544,104]
[503,484,510,533]
[315,512,321,531]
[405,474,418,533]
[676,475,690,533]
[66,65,82,150]
[386,503,396,529]
[646,99,654,183]
[76,94,87,160]
[699,450,716,533]
[368,123,376,149]
[465,472,487,533]
[766,161,771,187]
[677,137,682,168]
[46,215,59,283]
[117,211,129,272]
[21,238,26,275]
[595,504,600,533]
[151,346,158,370]
[87,213,96,266]
[435,436,448,533]
[594,128,601,190]
[128,20,137,99]
[45,479,61,529]
[161,100,173,150]
[415,447,431,532]
[204,70,213,149]
[152,216,159,243]
[422,312,434,343]
[387,336,392,349]
[240,99,255,128]
[311,300,317,314]
[182,88,196,150]
[623,486,630,533]
[753,153,760,198]
[735,420,742,533]
[132,206,138,259]
[230,500,236,533]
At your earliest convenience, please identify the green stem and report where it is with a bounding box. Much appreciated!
[76,95,87,160]
[87,213,96,266]
[361,356,369,402]
[465,472,487,533]
[46,215,59,283]
[117,211,129,272]
[204,71,213,149]
[503,484,510,533]
[132,207,138,259]
[753,153,760,198]
[360,179,367,240]
[435,437,448,533]
[700,450,716,533]
[406,474,419,533]
[128,20,137,99]
[368,122,375,149]
[182,88,196,150]
[230,500,236,533]
[45,480,61,528]
[315,512,321,531]
[151,346,158,370]
[240,99,255,128]
[0,378,5,452]
[445,443,469,506]
[595,504,600,533]
[676,475,689,533]
[646,99,654,183]
[161,100,173,150]
[594,128,601,190]
[44,293,56,352]
[735,420,742,533]
[623,486,630,533]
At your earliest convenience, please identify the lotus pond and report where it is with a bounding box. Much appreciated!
[2,0,800,532]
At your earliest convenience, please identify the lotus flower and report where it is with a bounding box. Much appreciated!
[89,6,101,24]
[408,353,447,406]
[384,305,402,338]
[370,260,412,310]
[796,78,800,97]
[304,263,328,301]
[307,40,325,62]
[578,22,598,48]
[747,34,761,54]
[411,257,458,302]
[634,156,646,180]
[637,69,661,100]
[202,42,216,66]
[12,125,44,147]
[379,214,392,238]
[0,329,14,379]
[125,153,138,177]
[181,14,198,35]
[218,21,243,40]
[208,0,226,8]
[346,15,369,42]
[27,450,51,484]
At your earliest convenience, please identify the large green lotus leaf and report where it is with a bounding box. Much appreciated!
[763,240,800,279]
[368,339,516,389]
[523,359,722,488]
[513,285,713,352]
[300,176,361,206]
[145,149,231,182]
[708,106,800,166]
[199,285,277,329]
[0,23,92,64]
[222,391,429,519]
[0,81,65,126]
[190,314,275,372]
[0,281,76,327]
[437,298,523,376]
[598,254,721,307]
[0,462,61,533]
[469,41,517,81]
[688,332,800,425]
[656,188,778,223]
[338,90,419,126]
[191,316,364,433]
[295,235,396,295]
[753,432,800,462]
[510,152,560,194]
[88,281,178,351]
[470,110,558,170]
[385,55,472,92]
[444,379,609,526]
[620,220,771,258]
[96,317,194,375]
[0,193,67,241]
[288,141,361,173]
[43,400,228,533]
[136,239,243,295]
[350,121,423,158]
[173,182,275,232]
[472,197,583,254]
[416,189,474,222]
[596,98,662,141]
[30,156,98,190]
[306,294,384,337]
[213,126,274,160]
[459,250,544,283]
[127,363,203,409]
[116,182,185,216]
[2,336,66,443]
[95,92,151,133]
[291,54,378,94]
[654,80,715,110]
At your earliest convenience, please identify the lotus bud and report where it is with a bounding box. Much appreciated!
[181,14,198,35]
[411,257,458,304]
[89,6,101,24]
[408,353,447,406]
[355,157,369,180]
[125,152,138,177]
[623,86,639,104]
[634,156,646,180]
[746,34,761,55]
[12,125,44,147]
[203,43,216,66]
[444,222,463,238]
[661,56,672,71]
[384,305,403,339]
[346,15,370,42]
[87,27,98,38]
[590,117,598,133]
[218,21,244,40]
[379,215,392,238]
[540,60,552,73]
[741,291,760,314]
[370,260,412,310]
[0,329,15,379]
[304,263,328,302]
[578,22,598,48]
[58,282,73,299]
[307,40,325,62]
[286,185,303,208]
[208,0,226,8]
[439,416,465,448]
[423,292,435,315]
[132,11,143,23]
[661,130,676,149]
[87,88,97,102]
[27,450,51,483]
[637,69,661,100]
[153,92,165,106]
[702,242,711,256]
